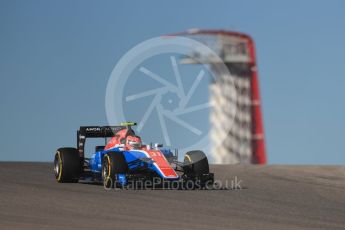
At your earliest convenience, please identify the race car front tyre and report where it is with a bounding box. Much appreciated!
[54,147,81,183]
[183,150,213,188]
[102,152,128,188]
[183,150,209,176]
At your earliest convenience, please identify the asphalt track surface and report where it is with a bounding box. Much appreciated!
[0,162,344,230]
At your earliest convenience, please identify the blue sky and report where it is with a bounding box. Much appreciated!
[0,0,344,164]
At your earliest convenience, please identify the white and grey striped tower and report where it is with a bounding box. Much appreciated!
[180,30,267,164]
[210,63,253,163]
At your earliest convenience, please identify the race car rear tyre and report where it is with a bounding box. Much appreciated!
[183,150,209,176]
[54,148,81,183]
[102,152,128,188]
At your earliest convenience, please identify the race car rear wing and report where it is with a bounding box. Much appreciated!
[77,126,126,157]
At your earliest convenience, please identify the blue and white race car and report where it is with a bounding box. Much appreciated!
[54,122,214,189]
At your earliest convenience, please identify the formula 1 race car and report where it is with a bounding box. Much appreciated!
[54,122,214,189]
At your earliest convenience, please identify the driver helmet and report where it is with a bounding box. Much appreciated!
[125,135,142,149]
